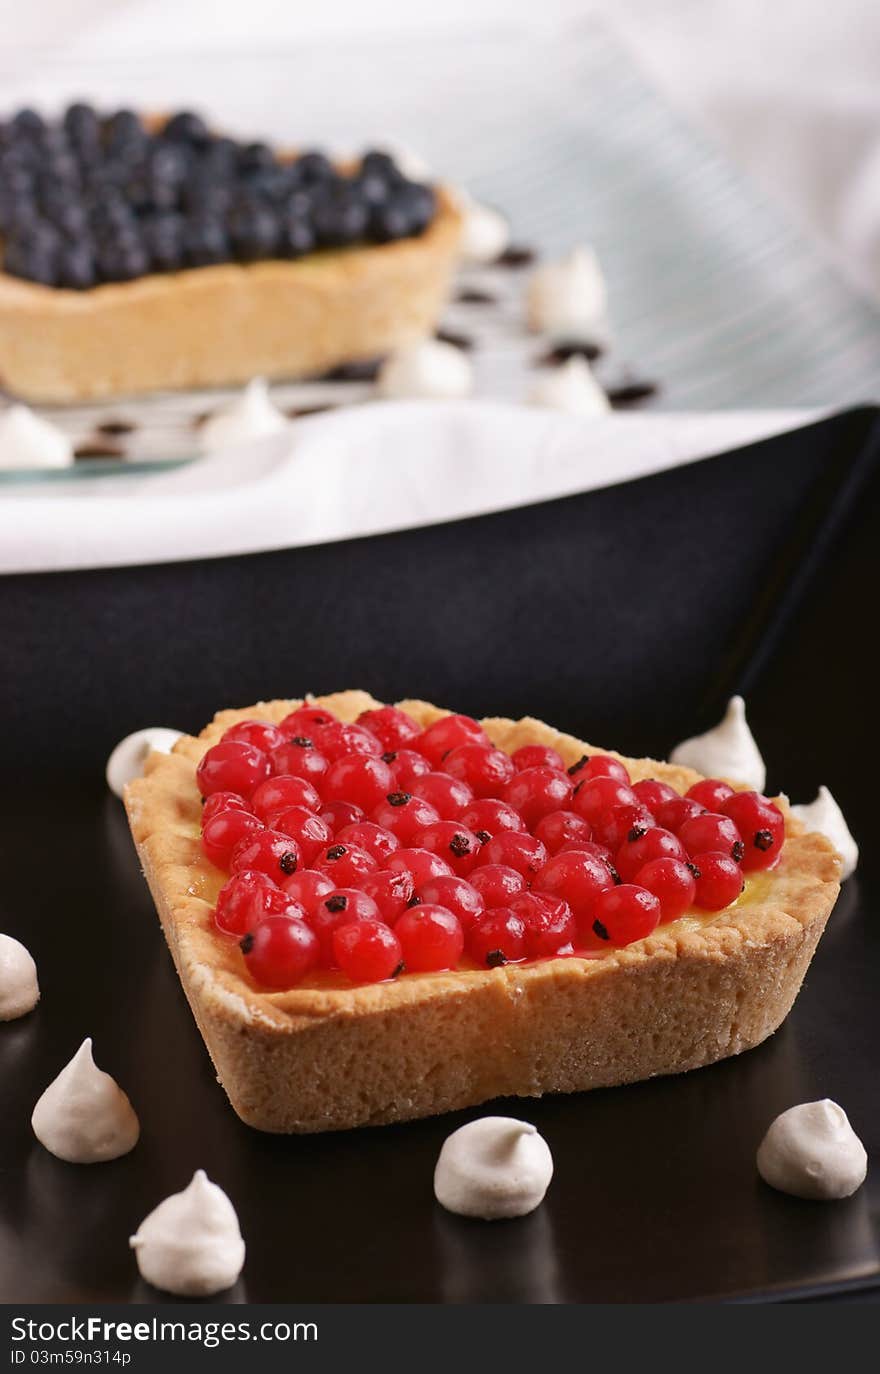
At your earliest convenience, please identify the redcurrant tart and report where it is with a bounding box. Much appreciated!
[239,916,320,988]
[395,904,464,972]
[197,740,270,798]
[467,909,526,967]
[333,919,402,983]
[721,792,785,871]
[591,884,661,947]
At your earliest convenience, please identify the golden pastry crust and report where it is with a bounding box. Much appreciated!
[124,691,841,1133]
[0,194,461,402]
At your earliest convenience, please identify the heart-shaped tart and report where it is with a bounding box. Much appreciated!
[124,691,840,1133]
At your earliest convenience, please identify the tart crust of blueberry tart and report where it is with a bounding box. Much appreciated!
[124,691,840,1134]
[0,190,461,403]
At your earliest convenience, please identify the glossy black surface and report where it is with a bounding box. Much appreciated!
[0,411,877,1303]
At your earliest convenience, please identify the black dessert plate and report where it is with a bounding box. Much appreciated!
[0,407,878,1303]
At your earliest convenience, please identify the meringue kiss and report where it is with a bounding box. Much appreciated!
[377,339,473,400]
[32,1038,140,1164]
[106,727,182,799]
[526,245,608,342]
[528,356,610,416]
[670,696,766,791]
[757,1100,867,1200]
[0,933,39,1020]
[791,786,858,880]
[199,378,287,451]
[130,1170,246,1296]
[434,1116,553,1220]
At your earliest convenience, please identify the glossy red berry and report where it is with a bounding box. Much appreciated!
[459,798,527,841]
[533,848,613,932]
[201,791,252,826]
[313,721,383,763]
[231,827,301,880]
[315,841,377,885]
[590,802,655,851]
[632,778,678,812]
[279,705,339,735]
[271,806,333,865]
[467,864,526,908]
[411,771,474,820]
[414,821,482,877]
[479,830,548,879]
[558,839,619,877]
[335,820,400,865]
[322,755,395,812]
[251,773,322,820]
[333,919,402,983]
[279,867,335,915]
[240,915,319,987]
[201,809,265,868]
[269,738,329,786]
[395,904,464,972]
[511,744,566,773]
[509,891,576,958]
[386,847,454,887]
[359,867,415,924]
[568,753,631,786]
[572,775,639,826]
[686,778,736,811]
[721,792,785,871]
[632,857,696,922]
[655,795,706,833]
[356,706,421,752]
[678,812,744,863]
[319,800,365,832]
[467,909,527,967]
[615,826,686,883]
[197,740,270,798]
[383,748,432,790]
[215,871,304,936]
[444,743,516,799]
[221,719,286,754]
[691,851,744,910]
[308,887,382,962]
[415,875,485,932]
[533,809,592,855]
[372,791,441,844]
[591,884,661,946]
[417,713,490,768]
[502,766,573,827]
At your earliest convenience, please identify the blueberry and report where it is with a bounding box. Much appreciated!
[279,214,316,258]
[163,111,210,145]
[64,102,100,142]
[181,177,233,218]
[3,225,59,285]
[227,201,280,261]
[183,215,229,267]
[57,239,97,289]
[47,199,89,241]
[148,141,189,187]
[239,141,276,178]
[104,109,147,159]
[360,150,399,179]
[369,183,436,242]
[0,193,39,235]
[352,169,399,207]
[96,231,150,282]
[88,193,137,240]
[311,187,369,247]
[295,151,334,185]
[10,108,45,141]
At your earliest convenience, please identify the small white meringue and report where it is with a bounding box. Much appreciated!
[528,356,610,416]
[106,727,182,799]
[791,786,858,880]
[526,245,608,341]
[377,338,474,400]
[459,199,510,265]
[670,696,766,791]
[199,378,288,451]
[757,1100,868,1200]
[32,1038,140,1164]
[434,1116,553,1220]
[130,1170,246,1296]
[0,933,39,1020]
[0,404,73,470]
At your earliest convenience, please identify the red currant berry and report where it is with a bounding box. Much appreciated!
[383,748,432,790]
[691,851,744,910]
[231,827,301,880]
[356,706,421,752]
[322,755,395,812]
[720,792,785,871]
[240,915,319,987]
[221,719,286,754]
[415,875,485,932]
[313,721,383,763]
[386,847,454,887]
[359,868,415,924]
[591,803,655,851]
[279,867,335,915]
[533,849,613,932]
[395,904,464,972]
[534,809,592,855]
[269,738,329,786]
[372,791,441,844]
[319,800,365,832]
[417,713,490,768]
[215,871,304,936]
[459,798,527,840]
[271,806,333,865]
[655,795,706,833]
[414,821,482,877]
[558,839,618,877]
[467,909,527,967]
[512,744,566,773]
[201,791,252,826]
[632,857,696,922]
[632,778,678,812]
[201,810,265,868]
[316,841,378,885]
[686,778,736,811]
[333,919,402,983]
[479,830,548,879]
[591,884,661,946]
[568,753,631,786]
[308,887,382,963]
[444,743,515,799]
[335,820,400,866]
[279,705,338,735]
[509,891,575,958]
[572,775,639,825]
[467,864,526,907]
[251,773,322,821]
[197,740,270,798]
[678,812,744,864]
[411,771,474,820]
[615,826,686,883]
[502,766,573,828]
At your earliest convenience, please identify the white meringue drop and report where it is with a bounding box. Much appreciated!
[459,199,510,265]
[106,727,182,799]
[526,245,608,341]
[32,1038,140,1164]
[199,378,287,451]
[757,1100,867,1200]
[528,356,610,416]
[434,1116,553,1220]
[790,786,858,879]
[130,1170,246,1296]
[0,933,39,1020]
[0,405,73,470]
[377,338,474,400]
[670,696,766,790]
